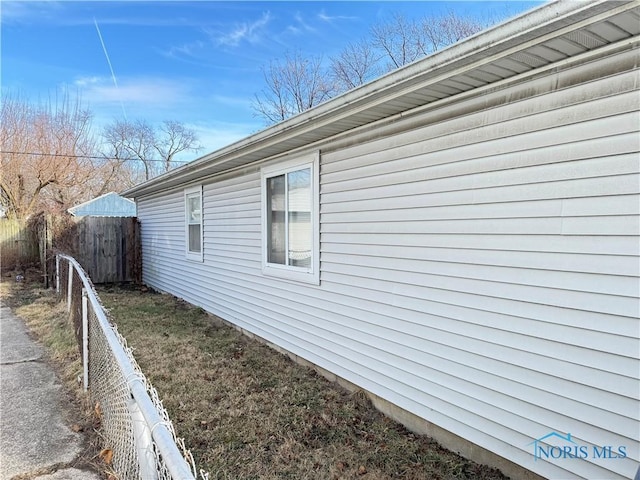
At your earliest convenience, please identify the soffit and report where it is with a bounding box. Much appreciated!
[125,1,640,198]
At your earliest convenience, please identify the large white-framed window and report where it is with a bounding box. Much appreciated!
[261,152,319,285]
[185,185,203,262]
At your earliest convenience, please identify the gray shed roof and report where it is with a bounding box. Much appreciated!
[68,192,136,217]
[125,0,640,198]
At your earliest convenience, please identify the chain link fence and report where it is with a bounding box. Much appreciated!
[57,254,208,480]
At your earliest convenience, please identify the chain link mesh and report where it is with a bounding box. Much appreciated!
[57,255,208,480]
[88,308,141,478]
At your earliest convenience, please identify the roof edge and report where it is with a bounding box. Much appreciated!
[67,192,136,215]
[125,0,633,198]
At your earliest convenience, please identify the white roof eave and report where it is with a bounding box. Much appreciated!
[124,0,638,198]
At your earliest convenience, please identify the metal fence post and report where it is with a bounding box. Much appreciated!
[128,396,159,480]
[67,262,73,312]
[57,254,200,480]
[82,288,89,392]
[56,255,60,293]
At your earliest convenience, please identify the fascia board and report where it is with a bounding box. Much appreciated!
[124,0,632,199]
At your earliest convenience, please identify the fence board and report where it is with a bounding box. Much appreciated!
[73,216,140,284]
[0,219,39,270]
[1,215,140,284]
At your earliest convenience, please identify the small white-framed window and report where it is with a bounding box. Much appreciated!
[261,152,319,285]
[185,185,203,261]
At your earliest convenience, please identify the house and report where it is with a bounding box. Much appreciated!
[67,192,136,217]
[124,1,640,479]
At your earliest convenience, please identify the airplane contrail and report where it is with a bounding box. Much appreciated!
[94,17,127,120]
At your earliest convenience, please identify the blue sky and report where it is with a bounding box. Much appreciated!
[1,1,541,157]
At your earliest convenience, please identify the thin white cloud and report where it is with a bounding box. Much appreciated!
[284,9,357,39]
[177,121,259,160]
[0,1,64,25]
[211,11,272,47]
[74,76,102,87]
[0,1,223,28]
[317,9,358,23]
[0,1,31,22]
[74,77,187,107]
[211,94,253,109]
[165,40,206,59]
[290,12,316,34]
[76,78,258,148]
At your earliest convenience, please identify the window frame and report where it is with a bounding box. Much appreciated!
[184,185,204,262]
[261,152,320,285]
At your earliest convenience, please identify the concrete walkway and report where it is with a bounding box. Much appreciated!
[0,304,100,480]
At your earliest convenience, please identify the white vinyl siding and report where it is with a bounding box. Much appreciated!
[136,45,639,480]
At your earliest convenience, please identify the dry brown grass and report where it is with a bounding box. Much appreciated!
[96,284,509,480]
[1,271,509,480]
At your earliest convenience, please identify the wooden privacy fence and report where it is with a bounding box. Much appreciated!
[72,216,140,284]
[1,215,140,284]
[0,219,40,269]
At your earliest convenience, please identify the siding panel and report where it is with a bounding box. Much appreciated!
[137,48,640,480]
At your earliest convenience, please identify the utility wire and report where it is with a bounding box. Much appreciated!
[0,150,191,164]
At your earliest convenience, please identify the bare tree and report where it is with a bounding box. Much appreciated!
[339,10,487,89]
[101,119,202,181]
[418,10,484,55]
[92,151,139,197]
[155,120,201,174]
[0,92,202,219]
[369,11,485,73]
[330,39,381,91]
[252,51,335,125]
[0,93,103,219]
[251,10,495,126]
[370,13,424,70]
[102,119,155,182]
